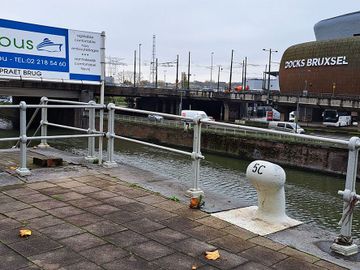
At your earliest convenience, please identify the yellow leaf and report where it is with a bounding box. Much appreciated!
[191,266,197,270]
[205,250,220,260]
[9,166,17,170]
[19,229,32,237]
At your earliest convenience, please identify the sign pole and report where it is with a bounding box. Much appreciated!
[99,31,106,165]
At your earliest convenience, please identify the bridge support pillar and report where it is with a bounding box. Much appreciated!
[170,102,175,115]
[74,90,94,128]
[223,102,230,122]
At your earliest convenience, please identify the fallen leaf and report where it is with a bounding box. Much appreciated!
[9,166,17,170]
[205,250,220,260]
[191,266,197,270]
[19,229,32,237]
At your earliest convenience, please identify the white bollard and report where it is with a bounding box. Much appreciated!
[213,160,301,235]
[246,160,287,223]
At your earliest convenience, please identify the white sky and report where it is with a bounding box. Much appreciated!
[2,0,360,82]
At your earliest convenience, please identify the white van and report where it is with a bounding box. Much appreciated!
[181,110,214,122]
[289,111,296,122]
[268,121,305,134]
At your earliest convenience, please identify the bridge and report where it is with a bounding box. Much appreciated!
[1,79,360,123]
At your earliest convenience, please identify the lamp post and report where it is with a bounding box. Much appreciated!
[217,65,223,91]
[210,52,214,89]
[263,48,278,102]
[138,43,142,86]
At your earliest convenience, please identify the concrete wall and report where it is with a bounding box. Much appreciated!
[112,121,349,176]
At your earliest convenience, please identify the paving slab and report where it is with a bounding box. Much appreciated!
[80,244,129,265]
[0,152,350,270]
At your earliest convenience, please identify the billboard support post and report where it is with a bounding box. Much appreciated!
[99,31,106,165]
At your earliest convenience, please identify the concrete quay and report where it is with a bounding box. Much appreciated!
[0,149,351,270]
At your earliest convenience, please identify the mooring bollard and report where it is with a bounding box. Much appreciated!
[16,101,31,176]
[331,136,360,256]
[246,160,290,223]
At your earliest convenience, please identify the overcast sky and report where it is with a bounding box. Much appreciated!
[2,1,360,82]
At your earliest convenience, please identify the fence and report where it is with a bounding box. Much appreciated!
[0,97,359,254]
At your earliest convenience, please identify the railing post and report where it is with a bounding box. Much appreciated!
[85,101,97,162]
[331,136,360,256]
[16,101,31,176]
[38,96,49,148]
[186,116,204,199]
[104,103,118,167]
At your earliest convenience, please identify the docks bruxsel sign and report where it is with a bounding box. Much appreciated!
[284,56,348,69]
[0,19,101,83]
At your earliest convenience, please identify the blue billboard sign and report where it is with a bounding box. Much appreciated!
[0,19,102,83]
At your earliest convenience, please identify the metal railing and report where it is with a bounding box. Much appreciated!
[0,97,105,176]
[0,97,359,254]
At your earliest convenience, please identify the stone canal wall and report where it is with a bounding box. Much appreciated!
[112,121,349,176]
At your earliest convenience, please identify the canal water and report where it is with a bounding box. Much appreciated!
[0,121,359,239]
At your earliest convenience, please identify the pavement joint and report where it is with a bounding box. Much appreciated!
[0,157,350,269]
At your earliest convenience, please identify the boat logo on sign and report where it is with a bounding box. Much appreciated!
[36,38,63,52]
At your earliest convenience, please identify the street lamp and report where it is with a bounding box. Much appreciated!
[263,48,278,102]
[210,52,214,89]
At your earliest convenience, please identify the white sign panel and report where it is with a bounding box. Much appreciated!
[0,19,101,83]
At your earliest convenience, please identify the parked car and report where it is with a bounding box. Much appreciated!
[268,121,305,134]
[0,96,12,103]
[148,114,164,121]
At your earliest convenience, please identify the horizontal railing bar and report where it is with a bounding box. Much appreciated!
[113,106,193,122]
[45,122,90,133]
[0,137,20,142]
[46,99,91,105]
[113,134,194,157]
[200,119,349,146]
[26,104,105,109]
[30,134,103,140]
[0,105,20,108]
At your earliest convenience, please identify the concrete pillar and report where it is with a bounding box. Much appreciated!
[223,102,230,122]
[74,90,94,128]
[162,101,166,113]
[170,101,174,115]
[175,101,180,115]
[239,103,248,119]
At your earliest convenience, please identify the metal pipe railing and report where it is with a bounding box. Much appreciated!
[85,101,97,161]
[30,134,104,140]
[45,122,90,133]
[46,98,90,105]
[200,119,350,147]
[26,104,105,109]
[38,97,49,148]
[113,134,198,158]
[0,99,359,255]
[0,137,20,142]
[114,105,193,122]
[15,101,30,176]
[104,103,117,167]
